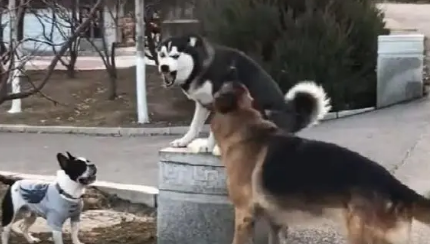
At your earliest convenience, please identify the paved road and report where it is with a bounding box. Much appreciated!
[0,133,175,187]
[380,3,430,38]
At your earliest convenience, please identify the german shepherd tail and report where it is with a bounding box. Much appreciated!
[283,81,331,132]
[413,191,430,224]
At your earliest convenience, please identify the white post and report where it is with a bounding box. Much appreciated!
[135,0,149,123]
[8,0,22,114]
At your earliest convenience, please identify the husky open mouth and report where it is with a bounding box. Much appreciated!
[162,71,177,87]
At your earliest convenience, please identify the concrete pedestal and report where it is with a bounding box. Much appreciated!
[157,147,268,244]
[377,34,425,108]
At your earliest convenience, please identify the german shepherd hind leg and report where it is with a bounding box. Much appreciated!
[343,194,413,244]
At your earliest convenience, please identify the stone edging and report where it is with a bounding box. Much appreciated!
[0,107,375,137]
[0,171,159,208]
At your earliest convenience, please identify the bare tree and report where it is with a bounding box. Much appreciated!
[84,0,119,100]
[0,0,104,105]
[144,2,160,65]
[29,0,81,78]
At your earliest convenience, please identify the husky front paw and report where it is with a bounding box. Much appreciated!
[212,145,221,156]
[28,236,41,243]
[187,138,214,154]
[170,137,193,148]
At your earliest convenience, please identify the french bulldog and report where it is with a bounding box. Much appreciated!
[0,151,97,244]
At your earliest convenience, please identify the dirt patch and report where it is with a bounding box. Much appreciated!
[0,184,156,244]
[0,66,194,127]
[8,220,156,244]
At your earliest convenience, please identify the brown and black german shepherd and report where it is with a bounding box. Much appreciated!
[211,81,430,244]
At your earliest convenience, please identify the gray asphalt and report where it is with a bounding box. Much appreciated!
[0,133,176,187]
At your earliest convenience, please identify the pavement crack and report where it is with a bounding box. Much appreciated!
[390,123,429,174]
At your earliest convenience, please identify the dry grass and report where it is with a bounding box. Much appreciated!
[0,66,194,127]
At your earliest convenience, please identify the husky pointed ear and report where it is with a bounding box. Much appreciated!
[225,65,239,81]
[57,153,69,170]
[188,36,198,47]
[187,34,202,47]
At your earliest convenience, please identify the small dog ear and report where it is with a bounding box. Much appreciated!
[66,151,75,159]
[57,153,69,170]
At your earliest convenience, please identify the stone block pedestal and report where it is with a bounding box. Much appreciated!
[377,34,425,108]
[157,147,269,244]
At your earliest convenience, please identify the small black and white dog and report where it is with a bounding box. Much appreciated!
[156,34,331,155]
[0,152,97,244]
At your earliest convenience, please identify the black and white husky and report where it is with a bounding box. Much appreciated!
[0,152,97,244]
[156,34,331,155]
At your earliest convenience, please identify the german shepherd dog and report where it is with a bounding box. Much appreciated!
[211,82,430,244]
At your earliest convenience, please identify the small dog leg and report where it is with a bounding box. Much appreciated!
[70,220,84,244]
[1,224,12,244]
[232,207,255,244]
[20,213,40,243]
[51,230,64,244]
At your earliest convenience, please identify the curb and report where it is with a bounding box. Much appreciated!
[0,171,159,208]
[0,124,203,136]
[0,107,376,137]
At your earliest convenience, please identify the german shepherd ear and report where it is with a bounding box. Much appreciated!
[213,83,239,114]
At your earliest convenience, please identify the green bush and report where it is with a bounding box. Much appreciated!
[197,0,389,111]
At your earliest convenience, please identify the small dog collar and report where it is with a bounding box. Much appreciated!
[55,183,82,200]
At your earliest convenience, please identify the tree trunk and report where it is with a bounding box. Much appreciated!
[107,73,117,100]
[107,42,117,100]
[66,0,79,78]
[7,0,23,113]
[17,4,25,41]
[0,10,6,59]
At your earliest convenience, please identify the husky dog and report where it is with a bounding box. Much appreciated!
[211,81,430,244]
[0,152,97,244]
[156,34,331,154]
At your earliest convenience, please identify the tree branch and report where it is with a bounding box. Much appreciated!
[0,0,104,103]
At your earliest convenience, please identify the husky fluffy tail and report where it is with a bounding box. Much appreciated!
[266,81,331,133]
